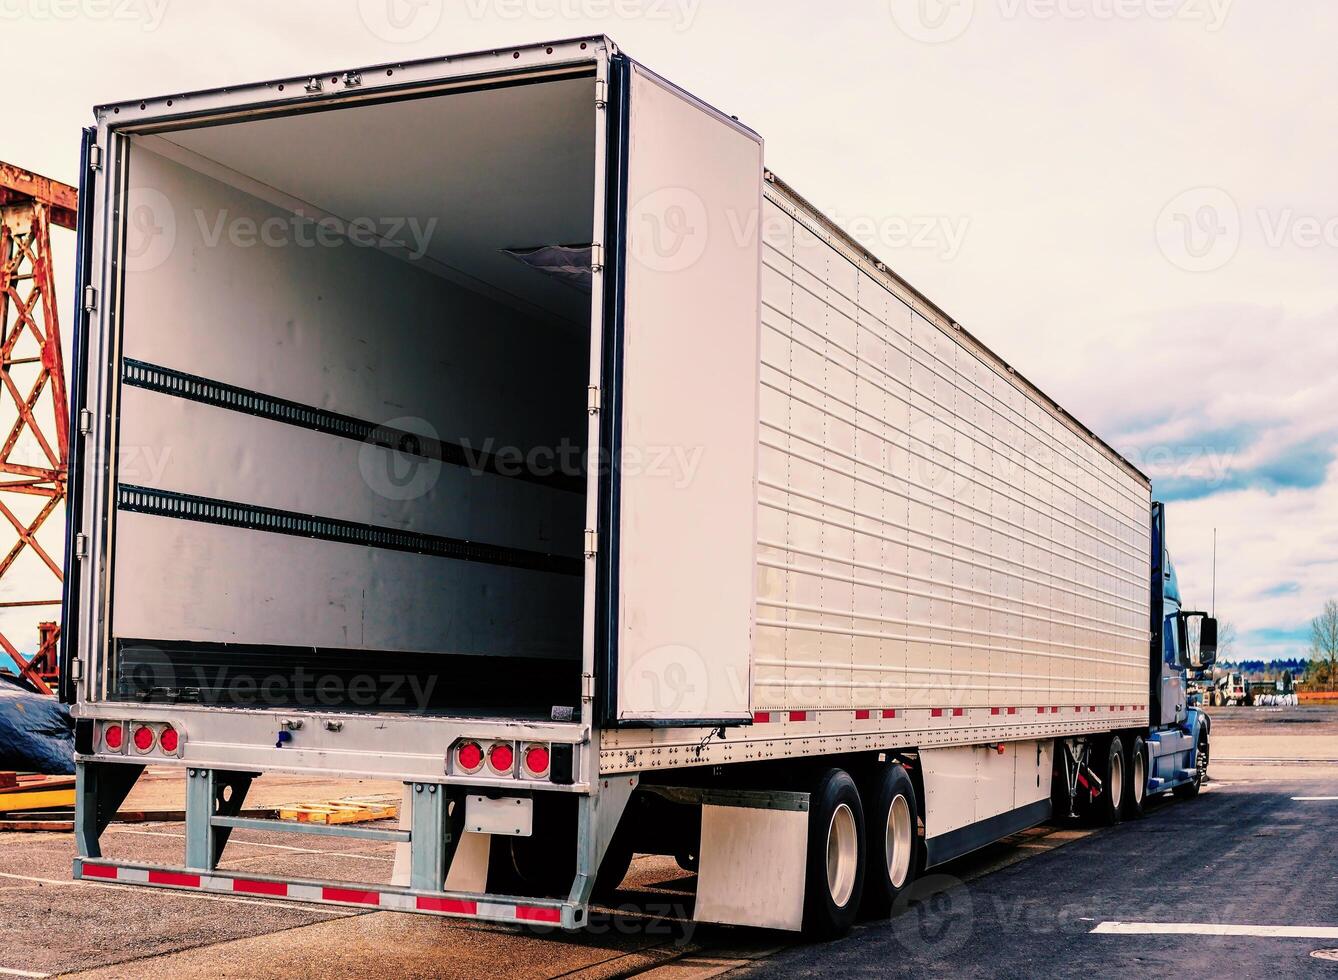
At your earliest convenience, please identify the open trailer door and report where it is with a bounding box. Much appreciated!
[600,59,764,727]
[92,58,602,720]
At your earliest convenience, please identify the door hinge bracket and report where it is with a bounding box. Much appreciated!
[595,79,607,110]
[590,243,604,273]
[74,533,88,559]
[70,658,84,681]
[584,529,598,558]
[78,408,92,435]
[89,145,103,171]
[83,286,97,312]
[587,386,601,416]
[581,674,595,700]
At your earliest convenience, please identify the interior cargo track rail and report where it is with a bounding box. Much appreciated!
[116,484,583,575]
[121,357,584,493]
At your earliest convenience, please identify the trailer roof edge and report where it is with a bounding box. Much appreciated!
[763,170,1150,489]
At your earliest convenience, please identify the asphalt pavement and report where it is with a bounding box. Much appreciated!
[1,706,1335,978]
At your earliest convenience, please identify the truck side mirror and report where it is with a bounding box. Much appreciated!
[1198,616,1218,667]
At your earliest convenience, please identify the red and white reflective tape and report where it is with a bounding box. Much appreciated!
[76,862,562,924]
[751,704,1141,724]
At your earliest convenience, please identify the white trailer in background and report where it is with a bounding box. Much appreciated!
[64,36,1213,938]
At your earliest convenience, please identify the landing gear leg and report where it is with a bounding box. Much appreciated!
[1052,740,1091,820]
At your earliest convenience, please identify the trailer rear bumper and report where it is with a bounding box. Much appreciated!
[73,858,579,928]
[72,761,637,933]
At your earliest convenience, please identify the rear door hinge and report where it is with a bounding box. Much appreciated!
[78,408,92,435]
[587,385,601,415]
[89,145,103,171]
[70,658,84,681]
[584,528,598,558]
[595,79,607,110]
[581,673,595,700]
[74,533,88,559]
[83,285,97,312]
[590,243,603,273]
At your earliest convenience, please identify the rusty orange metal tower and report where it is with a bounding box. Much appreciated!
[0,162,76,694]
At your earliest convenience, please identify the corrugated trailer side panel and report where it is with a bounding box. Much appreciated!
[602,180,1151,773]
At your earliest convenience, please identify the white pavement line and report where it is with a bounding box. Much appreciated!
[0,871,358,916]
[106,828,395,861]
[1092,921,1338,939]
[1291,796,1338,801]
[0,968,50,978]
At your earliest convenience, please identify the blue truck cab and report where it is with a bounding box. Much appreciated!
[1144,501,1215,797]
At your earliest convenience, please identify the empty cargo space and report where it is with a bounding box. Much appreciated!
[108,72,597,718]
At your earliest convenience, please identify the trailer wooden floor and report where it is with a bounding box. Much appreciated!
[2,707,1335,978]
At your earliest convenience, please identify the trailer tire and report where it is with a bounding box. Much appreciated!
[591,827,636,900]
[859,763,918,919]
[802,768,866,940]
[1124,735,1147,820]
[1087,735,1124,826]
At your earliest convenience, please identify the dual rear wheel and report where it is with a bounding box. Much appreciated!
[1083,734,1150,824]
[802,764,920,939]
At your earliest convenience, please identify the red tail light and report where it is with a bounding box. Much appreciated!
[133,726,155,752]
[523,744,550,777]
[103,724,124,750]
[159,726,179,754]
[487,742,514,774]
[456,741,483,774]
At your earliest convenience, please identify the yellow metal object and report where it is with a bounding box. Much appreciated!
[0,774,76,813]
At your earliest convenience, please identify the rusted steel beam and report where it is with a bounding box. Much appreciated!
[0,162,77,230]
[0,166,74,694]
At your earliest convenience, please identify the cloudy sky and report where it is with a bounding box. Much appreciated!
[2,0,1334,663]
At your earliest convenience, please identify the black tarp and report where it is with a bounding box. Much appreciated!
[0,675,74,774]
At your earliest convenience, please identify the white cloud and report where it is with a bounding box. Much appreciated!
[1,2,1333,663]
[1164,460,1338,659]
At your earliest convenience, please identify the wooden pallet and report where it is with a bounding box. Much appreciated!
[277,794,400,825]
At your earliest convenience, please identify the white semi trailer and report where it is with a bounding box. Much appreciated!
[63,36,1216,938]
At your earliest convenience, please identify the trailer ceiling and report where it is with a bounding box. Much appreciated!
[144,75,596,325]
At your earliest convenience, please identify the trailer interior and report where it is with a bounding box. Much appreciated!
[108,72,598,719]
